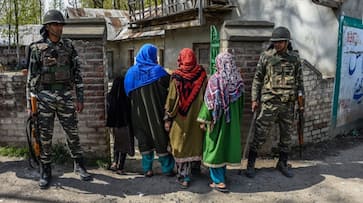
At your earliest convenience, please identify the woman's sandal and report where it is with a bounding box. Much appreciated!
[116,170,126,175]
[144,170,153,177]
[176,179,189,189]
[108,163,117,171]
[209,182,229,193]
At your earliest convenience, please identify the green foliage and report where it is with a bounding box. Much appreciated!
[0,145,109,168]
[80,0,128,9]
[49,0,64,10]
[89,157,110,168]
[0,0,42,46]
[0,146,28,158]
[0,0,42,25]
[51,143,73,164]
[51,143,110,168]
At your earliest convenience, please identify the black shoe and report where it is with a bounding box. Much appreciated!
[276,151,294,178]
[245,150,257,178]
[276,161,294,177]
[246,165,256,178]
[74,158,93,181]
[39,163,52,189]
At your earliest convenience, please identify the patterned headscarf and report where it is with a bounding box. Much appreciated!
[204,52,244,126]
[124,44,168,96]
[172,48,206,117]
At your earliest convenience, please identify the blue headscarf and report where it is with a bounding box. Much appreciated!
[124,44,168,96]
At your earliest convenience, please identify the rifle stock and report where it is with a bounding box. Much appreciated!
[31,96,37,113]
[297,95,304,158]
[28,96,40,165]
[31,96,40,157]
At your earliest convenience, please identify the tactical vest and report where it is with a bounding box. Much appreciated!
[37,40,73,89]
[262,51,299,102]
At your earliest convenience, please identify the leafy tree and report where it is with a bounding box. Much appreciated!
[0,0,42,67]
[67,0,80,8]
[79,0,128,9]
[49,0,65,10]
[0,0,43,25]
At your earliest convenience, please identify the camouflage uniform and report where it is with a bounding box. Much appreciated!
[27,37,84,164]
[245,26,305,179]
[250,48,304,153]
[27,9,92,189]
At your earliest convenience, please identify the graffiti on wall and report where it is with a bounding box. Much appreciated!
[345,29,363,104]
[333,16,363,127]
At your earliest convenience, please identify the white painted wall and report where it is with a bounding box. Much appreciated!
[341,0,363,19]
[231,0,340,77]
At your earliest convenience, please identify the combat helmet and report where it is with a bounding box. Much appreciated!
[42,9,65,25]
[270,26,291,41]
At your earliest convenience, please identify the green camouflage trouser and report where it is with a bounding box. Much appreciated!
[37,90,83,164]
[250,100,294,153]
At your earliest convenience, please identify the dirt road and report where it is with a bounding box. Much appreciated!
[1,135,363,203]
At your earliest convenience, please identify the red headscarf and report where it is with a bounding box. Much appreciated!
[172,48,206,117]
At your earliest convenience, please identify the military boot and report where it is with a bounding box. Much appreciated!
[245,150,257,178]
[39,163,52,189]
[276,151,294,178]
[74,158,93,181]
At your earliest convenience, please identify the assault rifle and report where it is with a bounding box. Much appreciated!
[297,94,305,159]
[238,111,257,175]
[25,95,40,167]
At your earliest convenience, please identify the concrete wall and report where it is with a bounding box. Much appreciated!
[231,0,339,78]
[0,39,109,158]
[164,26,211,69]
[341,0,363,19]
[117,37,165,72]
[105,43,121,79]
[115,26,211,72]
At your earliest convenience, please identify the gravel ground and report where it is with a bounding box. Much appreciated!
[1,132,363,203]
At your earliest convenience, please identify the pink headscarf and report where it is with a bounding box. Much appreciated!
[204,52,244,126]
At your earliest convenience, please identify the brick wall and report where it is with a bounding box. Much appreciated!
[0,46,27,69]
[0,72,27,145]
[224,41,335,154]
[0,39,109,158]
[0,37,336,157]
[301,60,334,143]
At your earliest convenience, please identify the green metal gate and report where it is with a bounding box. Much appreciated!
[210,25,220,75]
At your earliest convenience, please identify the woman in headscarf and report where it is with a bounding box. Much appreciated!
[124,43,175,177]
[197,52,245,192]
[164,48,207,189]
[106,73,135,175]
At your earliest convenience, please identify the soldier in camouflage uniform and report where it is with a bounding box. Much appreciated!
[246,27,304,178]
[26,9,92,189]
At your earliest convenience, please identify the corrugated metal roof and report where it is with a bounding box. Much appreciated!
[62,18,106,39]
[114,29,164,40]
[66,7,130,41]
[66,7,165,41]
[0,7,165,45]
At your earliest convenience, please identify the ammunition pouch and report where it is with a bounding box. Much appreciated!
[39,44,74,87]
[39,65,73,91]
[40,83,72,91]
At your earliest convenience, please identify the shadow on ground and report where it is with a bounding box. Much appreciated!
[0,133,362,200]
